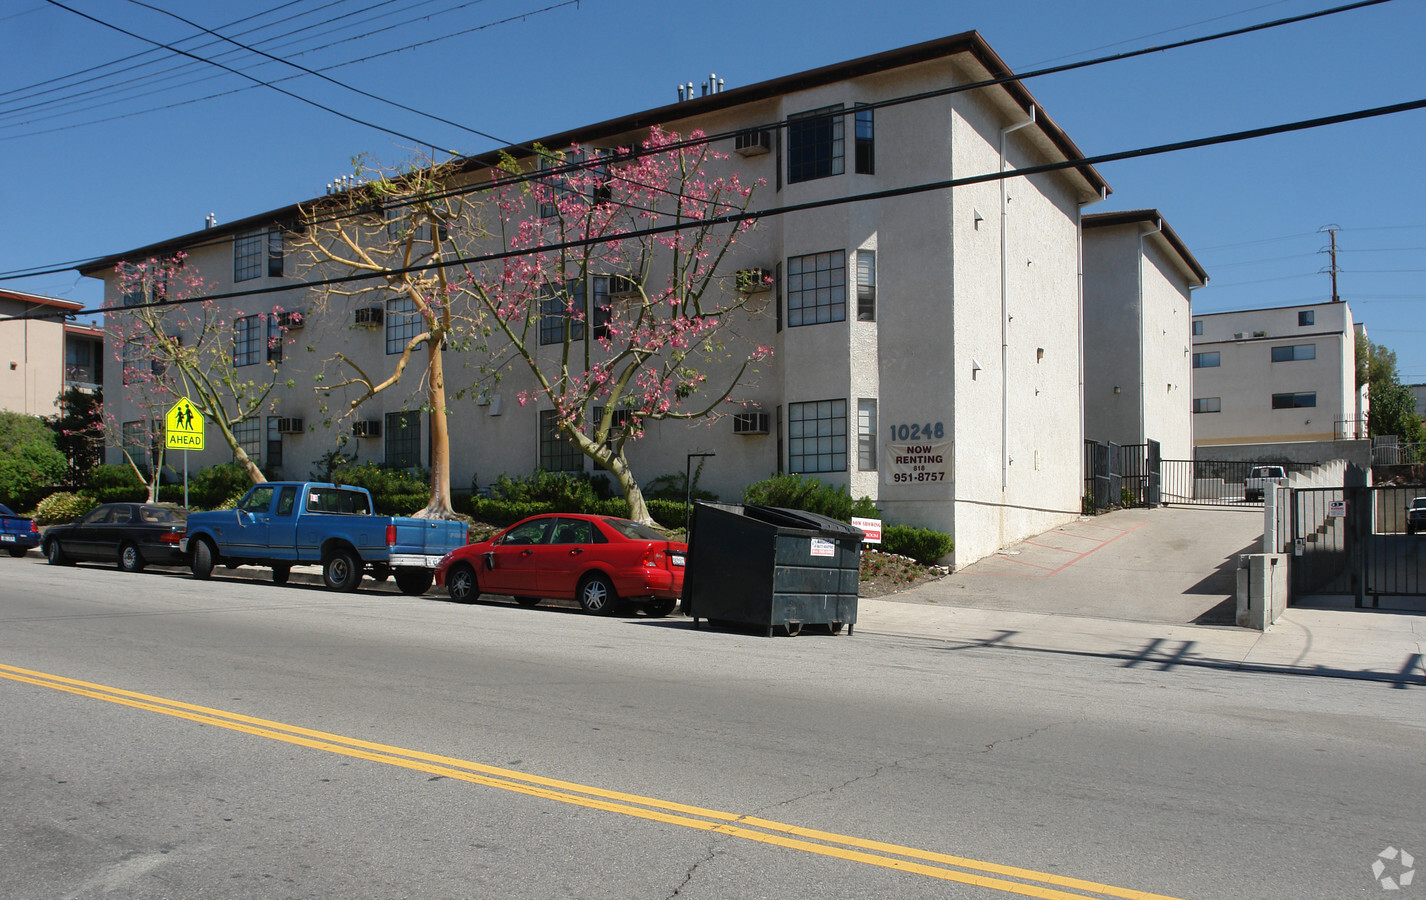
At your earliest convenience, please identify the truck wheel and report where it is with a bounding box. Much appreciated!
[192,539,216,580]
[395,568,433,596]
[445,563,479,603]
[323,549,361,592]
[272,565,291,585]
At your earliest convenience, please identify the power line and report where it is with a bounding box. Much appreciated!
[0,0,1398,281]
[7,91,1422,325]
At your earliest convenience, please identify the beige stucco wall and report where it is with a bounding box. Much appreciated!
[0,297,68,418]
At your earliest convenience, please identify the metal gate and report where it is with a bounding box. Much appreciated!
[1083,440,1160,512]
[1159,460,1308,507]
[1289,485,1426,605]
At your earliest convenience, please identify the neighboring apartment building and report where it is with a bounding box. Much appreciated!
[1190,301,1364,447]
[0,288,99,417]
[81,32,1115,568]
[1082,210,1207,461]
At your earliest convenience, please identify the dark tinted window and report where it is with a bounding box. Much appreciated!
[602,518,667,541]
[501,519,553,545]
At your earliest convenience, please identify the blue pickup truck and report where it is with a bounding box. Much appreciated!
[182,482,468,595]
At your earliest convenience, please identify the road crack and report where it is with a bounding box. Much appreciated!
[666,843,717,898]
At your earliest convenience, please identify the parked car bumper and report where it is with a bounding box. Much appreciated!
[1,533,41,551]
[612,566,684,600]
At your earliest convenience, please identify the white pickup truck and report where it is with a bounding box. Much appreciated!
[1244,466,1287,502]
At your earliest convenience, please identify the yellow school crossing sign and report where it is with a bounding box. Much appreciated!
[165,398,205,450]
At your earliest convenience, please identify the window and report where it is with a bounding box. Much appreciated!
[536,150,611,218]
[121,420,148,465]
[787,250,846,327]
[1272,392,1317,409]
[385,411,422,468]
[590,275,612,341]
[120,341,146,385]
[234,228,266,282]
[774,260,783,333]
[266,417,283,470]
[854,105,874,175]
[1299,310,1315,326]
[386,295,422,355]
[539,280,586,345]
[267,316,283,364]
[1192,320,1203,336]
[307,487,372,516]
[1271,344,1316,362]
[1192,351,1220,369]
[232,417,261,463]
[121,272,167,307]
[788,399,847,474]
[268,226,284,278]
[233,315,261,367]
[276,486,298,517]
[539,409,584,472]
[857,399,877,471]
[1192,397,1221,414]
[775,405,783,474]
[787,104,844,183]
[856,250,876,321]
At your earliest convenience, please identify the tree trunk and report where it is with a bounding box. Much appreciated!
[415,335,456,520]
[602,448,652,526]
[233,446,266,485]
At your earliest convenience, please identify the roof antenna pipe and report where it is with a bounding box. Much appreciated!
[999,104,1036,492]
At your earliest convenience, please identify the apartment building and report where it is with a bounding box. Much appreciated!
[1190,301,1364,447]
[1082,210,1207,461]
[81,32,1117,568]
[0,288,100,417]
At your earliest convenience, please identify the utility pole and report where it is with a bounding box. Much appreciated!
[1319,224,1341,302]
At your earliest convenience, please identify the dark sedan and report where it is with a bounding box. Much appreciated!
[43,503,189,572]
[0,503,41,557]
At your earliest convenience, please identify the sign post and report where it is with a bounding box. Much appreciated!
[165,398,205,508]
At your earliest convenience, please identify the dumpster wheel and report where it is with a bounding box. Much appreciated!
[782,622,802,637]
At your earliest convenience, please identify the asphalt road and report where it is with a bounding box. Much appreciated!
[2,558,1422,899]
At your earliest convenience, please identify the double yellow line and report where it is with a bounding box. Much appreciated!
[0,662,1185,900]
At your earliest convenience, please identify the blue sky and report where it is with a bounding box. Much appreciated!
[2,0,1423,375]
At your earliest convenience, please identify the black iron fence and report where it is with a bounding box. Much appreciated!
[1083,440,1160,513]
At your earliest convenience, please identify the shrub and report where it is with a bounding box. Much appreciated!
[469,498,559,526]
[333,463,431,516]
[0,411,68,509]
[488,470,600,510]
[88,464,147,504]
[646,499,688,530]
[881,525,953,564]
[643,470,716,503]
[189,463,254,509]
[742,474,879,522]
[34,491,96,525]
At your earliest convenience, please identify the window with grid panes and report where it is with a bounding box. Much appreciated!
[232,418,261,464]
[857,399,877,470]
[539,410,584,472]
[386,295,421,354]
[787,251,846,326]
[788,399,847,474]
[539,280,586,345]
[234,228,266,282]
[787,105,844,183]
[385,411,421,468]
[121,420,147,465]
[233,315,261,366]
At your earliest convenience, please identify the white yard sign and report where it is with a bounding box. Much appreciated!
[885,442,952,486]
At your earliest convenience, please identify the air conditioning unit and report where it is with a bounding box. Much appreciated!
[733,129,772,157]
[277,310,305,330]
[352,419,382,438]
[354,306,383,326]
[736,267,773,293]
[732,411,769,435]
[1233,332,1248,339]
[276,417,304,434]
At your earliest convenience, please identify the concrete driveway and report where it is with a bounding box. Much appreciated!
[893,504,1268,625]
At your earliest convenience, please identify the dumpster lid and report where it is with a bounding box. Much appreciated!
[743,505,866,540]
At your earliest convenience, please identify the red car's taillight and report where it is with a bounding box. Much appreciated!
[160,532,184,545]
[641,547,667,568]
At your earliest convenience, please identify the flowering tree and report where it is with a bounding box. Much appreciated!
[462,128,770,524]
[105,255,292,487]
[289,159,473,519]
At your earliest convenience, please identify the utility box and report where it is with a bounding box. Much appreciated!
[683,502,862,636]
[1236,552,1288,630]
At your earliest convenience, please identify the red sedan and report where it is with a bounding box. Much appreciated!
[434,513,686,616]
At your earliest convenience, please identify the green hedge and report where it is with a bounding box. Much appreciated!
[880,525,954,565]
[464,496,686,532]
[742,474,880,521]
[333,463,431,516]
[189,463,253,509]
[87,465,148,504]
